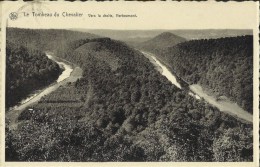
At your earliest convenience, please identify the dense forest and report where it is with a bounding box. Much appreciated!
[141,35,253,113]
[6,30,253,161]
[6,41,62,109]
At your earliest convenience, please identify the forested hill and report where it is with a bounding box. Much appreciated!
[6,28,98,52]
[55,38,140,70]
[6,41,62,109]
[139,32,186,52]
[143,35,253,113]
[6,35,253,161]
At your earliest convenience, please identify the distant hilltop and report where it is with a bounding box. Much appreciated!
[72,29,253,42]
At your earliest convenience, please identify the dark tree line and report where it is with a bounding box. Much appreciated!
[6,33,253,162]
[6,41,62,109]
[6,28,97,52]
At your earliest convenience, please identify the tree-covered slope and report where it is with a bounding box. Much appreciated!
[6,41,62,109]
[143,35,253,113]
[6,37,253,162]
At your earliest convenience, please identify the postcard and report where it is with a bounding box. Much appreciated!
[0,1,259,167]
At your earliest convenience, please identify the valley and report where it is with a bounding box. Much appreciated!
[139,33,253,114]
[142,51,252,123]
[5,28,254,162]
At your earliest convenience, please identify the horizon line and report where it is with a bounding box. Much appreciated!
[6,26,253,31]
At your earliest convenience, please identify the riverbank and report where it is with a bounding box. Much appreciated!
[190,84,252,123]
[142,51,181,89]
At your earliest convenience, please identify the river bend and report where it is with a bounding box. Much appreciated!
[141,51,252,123]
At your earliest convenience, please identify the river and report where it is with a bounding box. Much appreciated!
[141,51,253,123]
[47,54,74,82]
[6,54,83,130]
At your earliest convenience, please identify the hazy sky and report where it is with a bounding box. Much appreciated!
[2,1,259,30]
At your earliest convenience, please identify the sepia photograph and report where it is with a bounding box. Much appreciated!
[1,1,259,166]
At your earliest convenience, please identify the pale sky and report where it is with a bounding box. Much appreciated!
[1,1,259,30]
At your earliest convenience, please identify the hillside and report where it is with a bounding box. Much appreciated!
[6,32,253,161]
[143,35,253,113]
[139,32,186,52]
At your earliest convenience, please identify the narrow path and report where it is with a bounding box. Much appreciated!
[84,82,93,107]
[79,81,93,122]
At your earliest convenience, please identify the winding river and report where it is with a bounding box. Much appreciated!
[6,54,83,129]
[141,51,253,123]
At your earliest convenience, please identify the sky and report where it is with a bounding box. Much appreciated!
[1,1,259,30]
